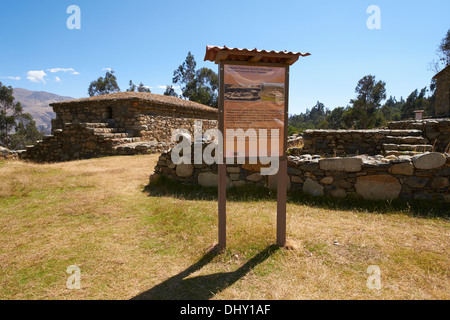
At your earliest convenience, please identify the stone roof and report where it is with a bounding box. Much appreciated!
[433,65,450,79]
[50,92,218,114]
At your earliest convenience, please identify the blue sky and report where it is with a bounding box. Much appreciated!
[0,0,448,114]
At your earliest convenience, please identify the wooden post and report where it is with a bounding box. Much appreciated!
[218,163,226,251]
[277,159,287,247]
[218,61,226,251]
[277,66,289,247]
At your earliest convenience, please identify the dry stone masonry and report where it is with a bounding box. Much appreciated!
[299,118,450,158]
[0,147,18,160]
[151,143,450,203]
[433,66,450,117]
[300,129,432,157]
[386,118,450,153]
[21,92,218,162]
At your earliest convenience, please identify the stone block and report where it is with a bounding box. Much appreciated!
[404,177,429,189]
[412,152,446,170]
[319,157,363,172]
[246,173,262,182]
[226,167,241,173]
[232,180,246,188]
[389,162,414,176]
[229,173,240,181]
[268,174,291,190]
[291,175,304,183]
[198,172,232,188]
[330,187,347,198]
[302,178,324,196]
[176,164,193,177]
[431,177,449,190]
[355,174,401,200]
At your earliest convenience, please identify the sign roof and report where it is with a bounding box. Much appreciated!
[204,45,310,65]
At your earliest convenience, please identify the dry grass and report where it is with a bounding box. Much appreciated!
[0,155,448,300]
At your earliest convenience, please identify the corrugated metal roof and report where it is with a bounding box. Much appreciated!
[204,45,310,65]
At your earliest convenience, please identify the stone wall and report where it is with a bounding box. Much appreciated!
[24,94,219,163]
[134,114,217,142]
[387,119,450,152]
[23,123,125,162]
[51,100,217,134]
[300,129,430,157]
[151,144,450,203]
[434,66,450,117]
[23,116,216,163]
[0,147,18,160]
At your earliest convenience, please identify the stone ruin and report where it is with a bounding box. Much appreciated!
[295,118,450,158]
[4,68,448,203]
[0,146,18,161]
[20,92,217,162]
[151,143,450,203]
[290,66,450,158]
[149,66,450,203]
[433,65,450,118]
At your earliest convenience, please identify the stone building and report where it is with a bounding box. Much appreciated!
[22,92,218,162]
[433,65,450,117]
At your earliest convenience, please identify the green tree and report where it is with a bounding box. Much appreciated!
[127,80,151,93]
[163,85,178,97]
[288,102,329,131]
[88,70,120,96]
[341,108,355,129]
[288,124,298,136]
[0,83,42,149]
[126,80,137,92]
[401,88,429,119]
[173,52,197,92]
[426,80,436,117]
[172,52,218,108]
[317,119,329,129]
[437,29,450,68]
[0,83,18,146]
[137,83,151,93]
[185,67,218,107]
[308,101,328,126]
[9,112,43,150]
[349,75,386,129]
[327,107,345,129]
[429,29,450,72]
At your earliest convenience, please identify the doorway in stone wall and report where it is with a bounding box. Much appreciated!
[103,107,113,120]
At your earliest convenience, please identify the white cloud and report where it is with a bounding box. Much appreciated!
[157,85,180,90]
[102,68,113,72]
[55,76,61,83]
[47,67,79,75]
[27,70,47,84]
[0,76,21,80]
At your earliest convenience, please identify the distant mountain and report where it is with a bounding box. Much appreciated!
[13,88,74,132]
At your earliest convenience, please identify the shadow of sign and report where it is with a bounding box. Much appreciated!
[132,245,279,300]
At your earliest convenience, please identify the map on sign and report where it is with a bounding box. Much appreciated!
[223,65,286,158]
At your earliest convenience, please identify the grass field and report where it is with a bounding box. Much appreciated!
[0,155,448,300]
